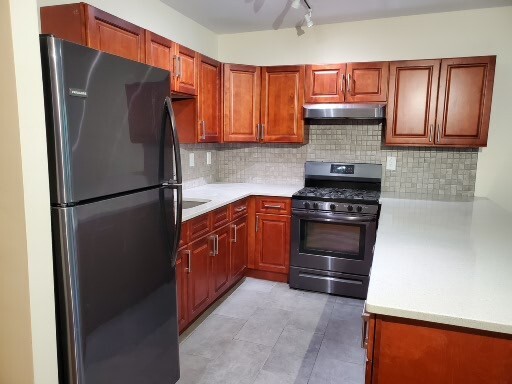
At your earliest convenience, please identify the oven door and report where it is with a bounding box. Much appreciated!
[291,209,377,276]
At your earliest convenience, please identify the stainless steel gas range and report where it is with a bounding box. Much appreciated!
[289,161,382,299]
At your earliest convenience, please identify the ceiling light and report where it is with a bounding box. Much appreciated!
[304,11,314,28]
[291,0,301,9]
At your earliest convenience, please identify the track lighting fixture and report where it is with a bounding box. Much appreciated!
[291,0,301,9]
[304,11,314,28]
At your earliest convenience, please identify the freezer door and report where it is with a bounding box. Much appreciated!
[41,36,173,204]
[51,187,180,384]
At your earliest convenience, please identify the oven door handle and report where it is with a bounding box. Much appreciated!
[292,210,377,223]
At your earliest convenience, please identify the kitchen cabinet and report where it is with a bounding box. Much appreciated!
[41,3,145,63]
[386,56,495,147]
[209,225,230,300]
[174,45,199,96]
[186,236,211,320]
[364,314,512,384]
[346,61,389,103]
[230,216,248,282]
[223,64,261,142]
[436,56,495,147]
[386,60,440,146]
[176,248,189,333]
[261,66,305,143]
[197,55,221,143]
[305,64,346,103]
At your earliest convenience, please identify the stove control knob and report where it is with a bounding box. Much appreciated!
[330,204,337,211]
[347,205,354,212]
[356,206,363,213]
[303,201,311,209]
[313,202,319,209]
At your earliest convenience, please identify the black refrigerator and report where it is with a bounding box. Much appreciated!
[40,35,182,384]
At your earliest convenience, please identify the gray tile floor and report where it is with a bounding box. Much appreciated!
[178,277,365,384]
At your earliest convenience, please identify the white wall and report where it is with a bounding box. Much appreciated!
[37,0,219,58]
[0,0,58,383]
[218,7,512,212]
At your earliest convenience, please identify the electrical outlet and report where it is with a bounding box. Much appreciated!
[207,152,212,165]
[189,153,195,167]
[386,156,396,171]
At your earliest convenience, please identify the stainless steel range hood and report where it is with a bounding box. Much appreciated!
[304,103,386,120]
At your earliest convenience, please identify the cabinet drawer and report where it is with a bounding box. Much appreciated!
[188,214,211,241]
[212,206,230,230]
[230,198,248,220]
[255,197,291,215]
[179,221,190,248]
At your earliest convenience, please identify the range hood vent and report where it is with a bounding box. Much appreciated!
[304,103,386,120]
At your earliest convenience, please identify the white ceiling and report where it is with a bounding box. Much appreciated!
[161,0,512,34]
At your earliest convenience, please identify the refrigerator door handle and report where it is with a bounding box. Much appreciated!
[164,96,182,184]
[160,184,182,267]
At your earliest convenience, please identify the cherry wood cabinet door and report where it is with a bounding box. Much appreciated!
[230,217,248,282]
[346,62,389,102]
[85,6,145,62]
[174,45,199,95]
[198,55,221,143]
[385,60,441,146]
[435,56,495,147]
[223,64,261,142]
[176,249,188,333]
[255,213,290,274]
[210,226,230,300]
[261,66,305,143]
[187,236,211,321]
[145,31,176,90]
[371,316,512,384]
[305,64,346,103]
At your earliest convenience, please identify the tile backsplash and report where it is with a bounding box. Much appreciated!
[182,123,479,197]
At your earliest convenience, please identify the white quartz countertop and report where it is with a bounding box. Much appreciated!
[181,183,302,221]
[366,197,512,335]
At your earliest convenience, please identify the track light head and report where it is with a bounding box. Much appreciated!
[304,11,314,28]
[291,0,301,9]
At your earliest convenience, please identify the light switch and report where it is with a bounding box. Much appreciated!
[207,152,212,165]
[386,156,396,171]
[189,153,195,167]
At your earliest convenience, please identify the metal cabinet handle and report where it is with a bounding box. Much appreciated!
[429,124,434,142]
[361,305,369,349]
[232,224,238,243]
[186,250,192,274]
[341,73,345,93]
[177,56,182,78]
[347,73,352,93]
[437,123,441,143]
[256,216,260,232]
[263,204,282,209]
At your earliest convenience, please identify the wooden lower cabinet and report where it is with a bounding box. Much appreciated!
[186,236,211,321]
[210,225,230,300]
[254,213,290,274]
[230,216,248,282]
[365,315,512,384]
[176,248,188,333]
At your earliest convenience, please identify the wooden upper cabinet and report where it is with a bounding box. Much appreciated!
[386,60,441,146]
[305,64,346,103]
[223,64,261,142]
[261,66,305,143]
[41,3,145,63]
[145,31,176,88]
[346,62,389,102]
[436,56,495,147]
[197,55,221,143]
[174,45,199,95]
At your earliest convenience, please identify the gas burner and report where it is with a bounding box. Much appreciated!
[293,187,380,204]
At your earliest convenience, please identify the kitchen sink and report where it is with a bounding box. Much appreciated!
[182,199,211,209]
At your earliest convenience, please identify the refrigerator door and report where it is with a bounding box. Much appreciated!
[52,187,180,384]
[40,36,173,205]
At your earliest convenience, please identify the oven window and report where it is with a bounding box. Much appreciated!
[301,220,364,260]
